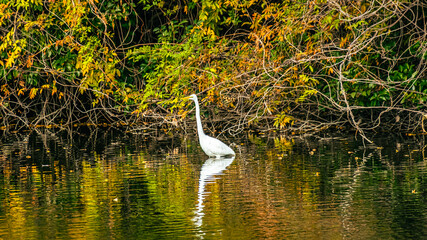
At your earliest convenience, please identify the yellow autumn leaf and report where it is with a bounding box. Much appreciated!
[18,88,25,96]
[131,109,140,115]
[29,88,38,99]
[1,84,10,95]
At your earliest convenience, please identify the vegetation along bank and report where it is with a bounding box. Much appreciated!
[0,0,426,140]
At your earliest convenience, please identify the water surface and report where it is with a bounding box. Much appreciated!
[0,129,426,239]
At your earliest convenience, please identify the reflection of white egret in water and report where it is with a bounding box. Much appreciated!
[193,157,235,228]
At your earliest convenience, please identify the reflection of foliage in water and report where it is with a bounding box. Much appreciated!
[0,128,198,239]
[0,130,426,239]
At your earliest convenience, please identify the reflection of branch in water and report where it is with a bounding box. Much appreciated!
[193,157,235,230]
[334,146,395,239]
[333,149,372,238]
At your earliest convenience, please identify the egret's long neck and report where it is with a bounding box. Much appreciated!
[193,98,205,137]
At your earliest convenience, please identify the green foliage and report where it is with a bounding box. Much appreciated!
[0,0,426,132]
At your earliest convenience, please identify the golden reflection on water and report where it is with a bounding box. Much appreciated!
[0,131,426,239]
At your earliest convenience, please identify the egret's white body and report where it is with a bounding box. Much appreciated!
[188,94,235,158]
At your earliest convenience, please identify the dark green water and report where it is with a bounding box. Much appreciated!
[0,129,426,239]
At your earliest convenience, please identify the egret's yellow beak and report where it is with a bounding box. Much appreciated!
[183,94,197,102]
[182,96,192,102]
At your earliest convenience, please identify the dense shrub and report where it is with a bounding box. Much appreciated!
[0,0,426,138]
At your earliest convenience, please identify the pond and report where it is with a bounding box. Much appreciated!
[0,128,426,239]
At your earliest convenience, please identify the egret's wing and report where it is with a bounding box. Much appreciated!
[202,135,235,156]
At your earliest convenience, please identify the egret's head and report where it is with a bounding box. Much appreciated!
[187,94,198,102]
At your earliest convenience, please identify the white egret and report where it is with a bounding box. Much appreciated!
[186,94,235,158]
